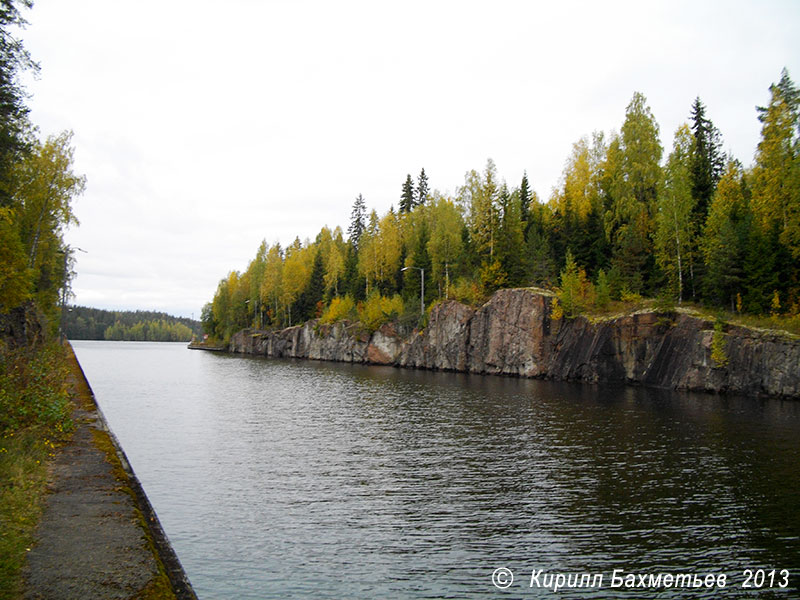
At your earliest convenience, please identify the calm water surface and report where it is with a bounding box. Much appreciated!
[71,341,800,598]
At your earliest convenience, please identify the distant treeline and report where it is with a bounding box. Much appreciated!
[64,306,201,341]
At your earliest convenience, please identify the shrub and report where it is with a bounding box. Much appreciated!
[320,295,356,324]
[620,288,643,304]
[479,260,507,296]
[449,278,483,306]
[357,293,404,332]
[711,317,728,368]
[770,290,781,318]
[0,343,72,434]
[550,296,564,320]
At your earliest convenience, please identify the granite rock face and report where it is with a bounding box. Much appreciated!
[228,288,800,399]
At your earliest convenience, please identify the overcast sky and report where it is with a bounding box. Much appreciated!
[19,0,800,319]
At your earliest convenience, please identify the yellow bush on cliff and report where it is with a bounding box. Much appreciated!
[357,293,404,332]
[319,295,356,324]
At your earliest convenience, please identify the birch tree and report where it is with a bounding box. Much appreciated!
[655,124,695,303]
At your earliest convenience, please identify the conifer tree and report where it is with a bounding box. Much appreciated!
[0,0,36,207]
[404,221,432,309]
[519,171,532,228]
[400,174,414,213]
[702,160,750,308]
[689,97,724,221]
[496,184,525,286]
[416,168,429,207]
[347,194,367,250]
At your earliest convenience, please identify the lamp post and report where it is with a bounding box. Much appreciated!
[401,266,424,320]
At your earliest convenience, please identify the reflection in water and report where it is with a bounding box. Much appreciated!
[72,341,800,598]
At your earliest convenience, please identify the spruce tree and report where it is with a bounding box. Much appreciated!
[519,171,531,230]
[689,97,724,221]
[400,174,414,213]
[0,0,36,207]
[416,168,429,207]
[496,184,525,286]
[347,194,366,250]
[701,160,749,308]
[404,222,432,309]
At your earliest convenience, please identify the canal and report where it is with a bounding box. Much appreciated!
[71,340,800,598]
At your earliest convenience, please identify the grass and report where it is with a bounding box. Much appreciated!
[720,311,800,337]
[549,291,800,337]
[0,342,178,599]
[0,341,73,600]
[0,428,54,600]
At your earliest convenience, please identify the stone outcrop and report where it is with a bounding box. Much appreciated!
[227,288,800,399]
[0,300,46,352]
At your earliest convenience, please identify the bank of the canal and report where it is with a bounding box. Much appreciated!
[22,344,196,600]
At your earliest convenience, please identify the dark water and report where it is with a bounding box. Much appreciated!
[71,341,800,599]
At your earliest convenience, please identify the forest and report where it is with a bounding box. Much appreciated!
[63,306,200,342]
[0,2,84,334]
[204,70,800,344]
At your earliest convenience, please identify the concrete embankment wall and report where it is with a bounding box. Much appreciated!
[229,288,800,399]
[69,346,197,599]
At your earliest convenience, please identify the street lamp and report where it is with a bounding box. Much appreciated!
[401,266,424,320]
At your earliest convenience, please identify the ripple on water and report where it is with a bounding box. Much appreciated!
[72,342,800,599]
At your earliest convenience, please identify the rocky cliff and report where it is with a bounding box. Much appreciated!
[228,288,800,399]
[0,300,46,352]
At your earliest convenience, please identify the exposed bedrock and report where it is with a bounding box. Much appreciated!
[229,288,800,399]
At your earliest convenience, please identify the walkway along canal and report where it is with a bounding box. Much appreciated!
[23,343,196,600]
